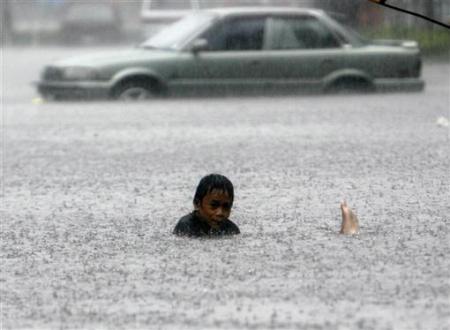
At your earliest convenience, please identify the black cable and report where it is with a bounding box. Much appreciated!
[370,1,450,30]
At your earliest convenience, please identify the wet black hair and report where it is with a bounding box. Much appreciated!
[193,174,234,207]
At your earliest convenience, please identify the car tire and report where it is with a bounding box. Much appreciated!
[327,78,374,94]
[112,80,157,101]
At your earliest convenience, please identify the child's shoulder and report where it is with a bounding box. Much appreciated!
[173,212,198,236]
[177,212,194,223]
[223,219,240,235]
[175,212,195,228]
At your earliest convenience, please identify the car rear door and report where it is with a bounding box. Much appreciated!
[262,15,348,91]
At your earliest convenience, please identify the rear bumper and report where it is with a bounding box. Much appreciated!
[374,78,425,92]
[36,81,111,100]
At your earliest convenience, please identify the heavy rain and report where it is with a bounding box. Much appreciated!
[1,0,449,329]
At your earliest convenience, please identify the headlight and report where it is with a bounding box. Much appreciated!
[62,67,98,80]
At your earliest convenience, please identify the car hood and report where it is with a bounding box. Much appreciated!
[54,48,178,67]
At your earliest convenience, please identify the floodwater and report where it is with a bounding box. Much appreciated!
[1,47,450,329]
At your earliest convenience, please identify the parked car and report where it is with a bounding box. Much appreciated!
[59,2,123,44]
[140,0,311,38]
[37,7,424,100]
[141,0,301,23]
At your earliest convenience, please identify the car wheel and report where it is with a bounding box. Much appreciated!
[327,78,374,94]
[113,80,156,101]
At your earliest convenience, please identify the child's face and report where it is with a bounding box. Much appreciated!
[196,189,232,228]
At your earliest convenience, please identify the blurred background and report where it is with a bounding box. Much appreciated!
[1,0,449,55]
[2,2,449,330]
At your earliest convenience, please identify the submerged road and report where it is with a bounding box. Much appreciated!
[2,47,450,329]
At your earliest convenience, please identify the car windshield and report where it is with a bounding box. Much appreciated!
[140,13,216,50]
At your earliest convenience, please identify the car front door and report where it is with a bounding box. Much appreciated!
[262,15,348,91]
[186,15,270,94]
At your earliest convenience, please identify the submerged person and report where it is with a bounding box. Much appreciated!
[173,173,359,237]
[173,173,240,237]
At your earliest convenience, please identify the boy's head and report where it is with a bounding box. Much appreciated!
[193,174,234,227]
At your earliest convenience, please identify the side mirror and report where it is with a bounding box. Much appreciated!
[191,39,209,54]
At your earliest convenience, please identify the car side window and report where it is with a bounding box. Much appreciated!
[264,16,341,50]
[201,17,266,51]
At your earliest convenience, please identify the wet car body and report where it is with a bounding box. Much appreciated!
[37,7,424,100]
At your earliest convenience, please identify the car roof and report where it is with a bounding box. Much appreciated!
[201,6,324,18]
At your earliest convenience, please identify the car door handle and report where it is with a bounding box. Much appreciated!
[249,60,261,66]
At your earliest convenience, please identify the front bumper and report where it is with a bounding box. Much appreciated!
[374,78,425,92]
[36,80,112,100]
